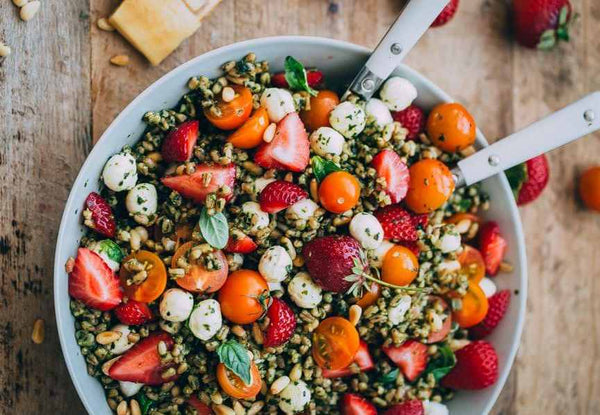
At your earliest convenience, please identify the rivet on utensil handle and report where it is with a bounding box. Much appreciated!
[488,155,500,167]
[584,109,595,123]
[390,43,402,55]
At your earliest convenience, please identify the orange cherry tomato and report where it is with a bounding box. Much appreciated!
[318,171,361,213]
[120,250,167,303]
[227,107,269,149]
[405,159,455,214]
[312,317,360,370]
[204,84,253,130]
[216,361,262,400]
[381,245,419,286]
[458,245,485,283]
[171,242,228,293]
[579,166,600,211]
[453,281,489,328]
[355,282,381,309]
[300,90,340,132]
[427,103,476,153]
[218,270,269,324]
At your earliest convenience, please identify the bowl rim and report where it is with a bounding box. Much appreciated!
[54,35,527,415]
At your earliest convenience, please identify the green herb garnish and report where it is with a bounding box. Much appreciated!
[379,368,400,385]
[505,162,528,201]
[423,344,456,382]
[199,207,229,249]
[216,340,252,385]
[136,394,153,415]
[284,56,318,97]
[311,155,342,182]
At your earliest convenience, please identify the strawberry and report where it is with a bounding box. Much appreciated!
[161,163,236,204]
[187,396,213,414]
[302,235,367,293]
[161,120,199,163]
[470,290,511,339]
[259,180,308,213]
[108,332,178,385]
[323,340,374,378]
[263,298,297,347]
[114,300,153,325]
[372,149,410,203]
[399,241,420,256]
[225,233,258,254]
[391,105,425,140]
[84,192,116,238]
[382,400,424,415]
[478,221,507,276]
[506,154,549,205]
[513,0,573,49]
[272,70,324,89]
[68,248,122,311]
[341,393,377,415]
[375,205,425,242]
[441,340,498,389]
[431,0,459,27]
[382,340,428,382]
[254,112,310,172]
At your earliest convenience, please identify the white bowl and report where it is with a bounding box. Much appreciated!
[54,36,527,415]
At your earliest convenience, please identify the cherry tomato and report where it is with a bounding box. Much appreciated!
[227,107,269,149]
[355,282,381,309]
[171,242,228,293]
[446,212,481,240]
[187,396,212,415]
[458,245,485,283]
[216,361,262,400]
[579,166,600,211]
[300,90,340,132]
[453,281,489,328]
[120,250,167,303]
[405,159,455,214]
[204,85,253,130]
[218,270,270,324]
[427,103,476,153]
[313,317,360,370]
[318,171,361,213]
[426,296,453,343]
[381,245,419,286]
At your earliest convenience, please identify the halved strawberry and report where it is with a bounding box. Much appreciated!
[187,396,213,414]
[478,221,507,276]
[84,192,116,238]
[375,205,423,242]
[341,393,377,415]
[470,290,511,339]
[68,248,122,311]
[114,300,153,325]
[272,70,324,89]
[372,149,409,203]
[254,112,310,172]
[259,180,308,213]
[161,163,236,204]
[391,105,426,140]
[323,340,374,378]
[383,400,424,415]
[383,340,428,382]
[108,332,178,385]
[441,340,498,390]
[225,232,258,254]
[263,298,297,347]
[161,120,199,163]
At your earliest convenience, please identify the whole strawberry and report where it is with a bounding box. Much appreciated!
[506,154,549,205]
[374,205,427,242]
[263,298,297,347]
[441,340,499,390]
[513,0,573,49]
[382,400,424,415]
[431,0,459,27]
[84,192,116,238]
[115,300,153,325]
[391,105,426,140]
[470,290,511,339]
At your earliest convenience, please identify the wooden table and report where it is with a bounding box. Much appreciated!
[1,0,599,413]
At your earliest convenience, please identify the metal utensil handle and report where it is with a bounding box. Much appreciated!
[453,91,600,187]
[347,0,449,99]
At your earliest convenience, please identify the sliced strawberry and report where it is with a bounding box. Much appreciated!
[323,340,374,378]
[161,163,236,204]
[391,105,426,140]
[225,233,258,254]
[254,112,310,172]
[84,192,116,238]
[114,300,153,325]
[161,120,199,163]
[263,298,297,347]
[470,290,511,339]
[431,0,459,27]
[341,393,377,415]
[259,180,308,213]
[187,396,213,414]
[108,332,178,385]
[68,248,122,311]
[382,400,424,415]
[478,221,507,276]
[399,241,420,256]
[441,340,498,390]
[383,340,428,382]
[375,205,422,242]
[426,296,452,344]
[271,70,324,89]
[372,149,410,203]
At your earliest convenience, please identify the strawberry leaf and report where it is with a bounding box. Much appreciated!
[216,340,252,385]
[537,29,557,50]
[284,56,318,97]
[505,163,528,201]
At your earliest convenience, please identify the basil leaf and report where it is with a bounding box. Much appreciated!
[136,394,153,415]
[216,340,252,385]
[423,344,456,382]
[284,56,318,97]
[379,368,399,385]
[311,155,342,182]
[199,207,229,249]
[505,162,528,201]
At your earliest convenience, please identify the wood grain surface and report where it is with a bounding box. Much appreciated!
[1,0,599,413]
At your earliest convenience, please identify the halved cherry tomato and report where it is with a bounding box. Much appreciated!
[120,250,167,303]
[355,282,381,309]
[458,245,485,283]
[204,85,253,130]
[446,212,481,240]
[227,107,269,149]
[318,171,361,214]
[218,270,269,324]
[426,296,452,344]
[171,242,228,293]
[216,361,262,400]
[300,90,340,132]
[313,317,360,370]
[405,159,455,214]
[427,102,476,153]
[453,281,489,328]
[187,396,212,415]
[381,245,419,286]
[579,166,600,211]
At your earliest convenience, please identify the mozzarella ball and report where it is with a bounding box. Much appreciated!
[388,295,412,325]
[349,213,384,250]
[368,240,395,268]
[119,381,143,397]
[278,380,311,414]
[286,198,319,221]
[241,201,270,235]
[379,76,418,111]
[436,232,461,253]
[261,88,296,123]
[107,324,136,355]
[102,153,138,192]
[188,299,222,341]
[268,281,283,292]
[125,183,157,216]
[365,98,393,127]
[424,401,449,415]
[329,101,366,138]
[259,246,293,283]
[288,272,322,309]
[309,127,345,157]
[159,288,194,322]
[254,177,276,195]
[479,277,497,298]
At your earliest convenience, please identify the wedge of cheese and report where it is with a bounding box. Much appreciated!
[109,0,222,66]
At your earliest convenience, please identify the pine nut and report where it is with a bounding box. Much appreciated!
[455,219,472,234]
[116,400,128,415]
[349,305,362,326]
[247,401,264,415]
[231,325,246,338]
[210,391,223,405]
[289,363,302,382]
[252,322,264,344]
[263,123,276,143]
[222,87,235,103]
[110,54,130,66]
[499,261,514,273]
[309,178,319,202]
[270,376,290,395]
[130,399,141,415]
[449,339,471,351]
[130,229,141,251]
[233,401,245,415]
[13,0,28,7]
[97,17,115,32]
[102,357,120,376]
[133,226,148,242]
[214,404,235,415]
[0,43,11,57]
[19,1,40,21]
[31,318,45,344]
[96,330,122,345]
